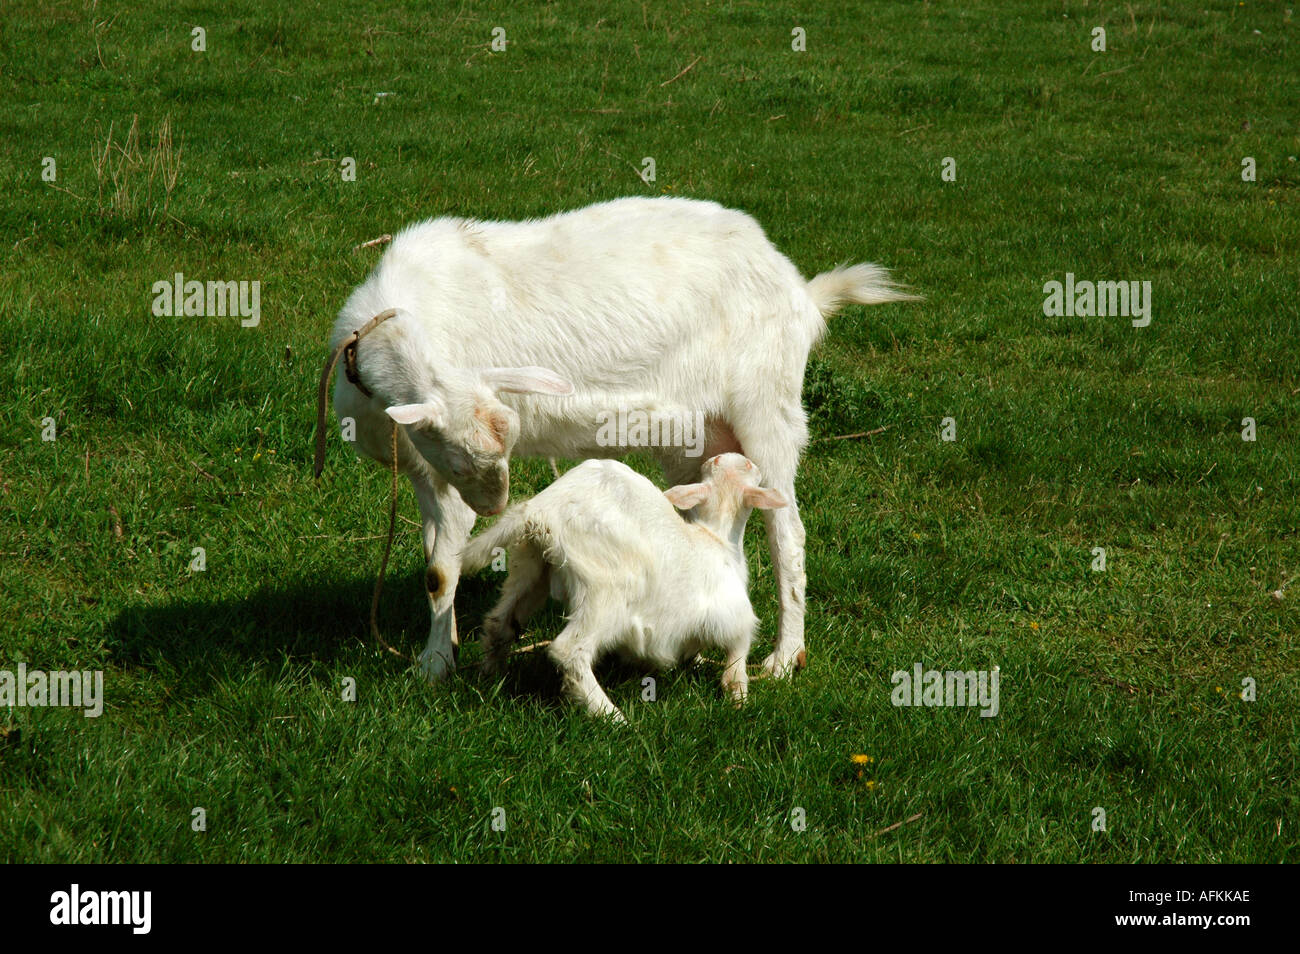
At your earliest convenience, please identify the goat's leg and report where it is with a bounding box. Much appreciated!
[410,471,477,684]
[731,415,809,678]
[548,623,623,723]
[759,496,807,677]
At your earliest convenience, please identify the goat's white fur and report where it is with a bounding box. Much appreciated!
[461,454,786,721]
[328,196,916,683]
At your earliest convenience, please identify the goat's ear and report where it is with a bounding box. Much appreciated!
[386,402,445,429]
[664,482,713,510]
[743,486,788,510]
[479,366,574,396]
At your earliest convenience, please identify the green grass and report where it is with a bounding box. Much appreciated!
[1,0,1297,862]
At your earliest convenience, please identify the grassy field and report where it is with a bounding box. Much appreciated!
[0,0,1296,863]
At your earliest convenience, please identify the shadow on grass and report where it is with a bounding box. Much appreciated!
[104,569,695,710]
[104,568,484,692]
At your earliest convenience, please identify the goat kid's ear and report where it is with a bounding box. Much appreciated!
[664,482,713,510]
[386,402,445,429]
[742,486,789,510]
[479,366,574,397]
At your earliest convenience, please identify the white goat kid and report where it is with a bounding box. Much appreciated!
[328,196,914,684]
[461,454,787,721]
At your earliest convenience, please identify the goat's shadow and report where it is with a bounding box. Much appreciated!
[105,569,704,708]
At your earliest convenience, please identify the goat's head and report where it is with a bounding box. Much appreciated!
[664,453,787,531]
[386,366,573,515]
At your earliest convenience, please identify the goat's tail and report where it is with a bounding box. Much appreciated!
[459,507,529,573]
[806,263,921,319]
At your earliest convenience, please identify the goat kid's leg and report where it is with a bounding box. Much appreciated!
[411,472,477,684]
[481,546,548,676]
[548,623,623,723]
[721,638,750,706]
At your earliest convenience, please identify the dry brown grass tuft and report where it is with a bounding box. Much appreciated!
[91,114,182,219]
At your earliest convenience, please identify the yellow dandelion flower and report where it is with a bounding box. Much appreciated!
[864,781,877,791]
[1030,621,1040,630]
[850,754,873,764]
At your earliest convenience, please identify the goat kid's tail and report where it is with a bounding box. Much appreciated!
[807,263,921,319]
[459,508,528,573]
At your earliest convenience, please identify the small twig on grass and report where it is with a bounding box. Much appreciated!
[1095,674,1139,695]
[600,146,650,182]
[48,184,89,201]
[512,640,552,655]
[1211,532,1228,566]
[873,812,923,837]
[354,234,393,251]
[815,425,888,443]
[659,54,702,87]
[107,505,124,539]
[457,639,553,671]
[191,461,219,481]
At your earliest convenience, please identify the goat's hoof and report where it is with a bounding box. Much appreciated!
[761,649,805,679]
[418,650,455,684]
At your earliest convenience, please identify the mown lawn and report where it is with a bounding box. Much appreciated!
[0,0,1296,862]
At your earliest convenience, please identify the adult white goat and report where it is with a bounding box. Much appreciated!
[326,196,915,683]
[461,453,787,721]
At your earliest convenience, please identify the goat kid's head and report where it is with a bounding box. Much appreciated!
[664,453,787,531]
[386,366,573,515]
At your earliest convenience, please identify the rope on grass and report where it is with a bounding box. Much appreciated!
[312,308,409,660]
[369,420,412,663]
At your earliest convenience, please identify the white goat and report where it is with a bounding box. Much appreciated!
[460,453,787,721]
[327,196,915,683]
